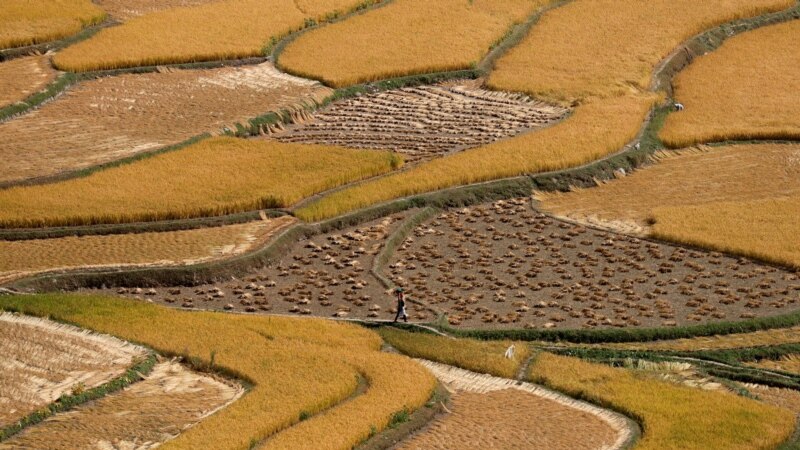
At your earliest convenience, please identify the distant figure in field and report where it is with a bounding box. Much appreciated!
[393,287,408,323]
[674,102,685,111]
[505,344,516,359]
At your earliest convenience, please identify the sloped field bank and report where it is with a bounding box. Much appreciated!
[0,295,436,450]
[0,62,332,185]
[0,312,147,429]
[1,361,243,449]
[0,216,296,285]
[0,55,56,109]
[539,143,800,268]
[0,0,105,49]
[275,80,568,164]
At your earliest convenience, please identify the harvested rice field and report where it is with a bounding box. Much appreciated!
[1,361,243,449]
[0,216,296,285]
[0,55,56,109]
[278,0,545,87]
[275,79,568,163]
[398,360,632,450]
[0,312,147,428]
[602,326,800,352]
[0,0,105,49]
[94,0,220,21]
[0,62,332,185]
[539,144,800,268]
[661,20,800,148]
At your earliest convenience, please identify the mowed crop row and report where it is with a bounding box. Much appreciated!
[94,0,219,21]
[602,326,800,352]
[0,0,105,49]
[53,0,382,71]
[0,137,401,228]
[0,62,332,185]
[0,217,296,284]
[538,143,800,268]
[277,0,547,87]
[660,20,800,147]
[0,294,436,450]
[298,0,793,222]
[0,55,56,109]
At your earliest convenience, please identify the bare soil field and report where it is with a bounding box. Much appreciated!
[398,360,631,450]
[0,313,147,428]
[1,361,244,449]
[0,216,296,285]
[0,55,56,109]
[275,80,568,164]
[0,62,332,184]
[95,0,220,21]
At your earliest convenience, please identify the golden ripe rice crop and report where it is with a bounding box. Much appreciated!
[297,94,655,222]
[660,20,800,148]
[278,0,545,87]
[0,137,402,228]
[486,0,794,103]
[0,294,436,450]
[53,0,380,72]
[530,352,795,450]
[0,0,105,49]
[0,55,56,108]
[0,217,296,284]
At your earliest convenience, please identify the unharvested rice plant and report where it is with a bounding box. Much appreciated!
[539,144,800,267]
[2,361,243,449]
[0,137,400,228]
[277,0,545,87]
[0,55,56,109]
[0,294,436,449]
[0,312,147,428]
[660,20,800,148]
[53,0,381,71]
[94,0,220,21]
[0,0,105,49]
[0,217,296,284]
[485,0,795,102]
[0,62,332,184]
[275,79,568,163]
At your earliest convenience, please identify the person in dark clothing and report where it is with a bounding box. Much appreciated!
[393,288,408,323]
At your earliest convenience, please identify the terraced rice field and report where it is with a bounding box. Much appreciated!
[0,312,147,428]
[275,80,568,163]
[661,20,800,148]
[0,137,399,228]
[0,62,332,185]
[399,360,631,450]
[53,0,381,71]
[0,55,56,108]
[486,0,795,102]
[600,326,800,352]
[538,144,800,268]
[278,0,545,87]
[0,0,105,49]
[2,361,243,449]
[0,216,296,285]
[750,355,800,375]
[95,0,220,21]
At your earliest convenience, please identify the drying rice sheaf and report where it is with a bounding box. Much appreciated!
[0,294,436,450]
[0,312,147,428]
[399,360,631,450]
[0,216,297,285]
[278,0,546,87]
[0,62,332,185]
[0,0,105,49]
[661,20,800,148]
[530,352,795,450]
[486,0,795,102]
[0,137,400,228]
[53,0,382,71]
[2,361,243,449]
[275,80,568,164]
[0,55,56,109]
[539,144,800,268]
[94,0,220,21]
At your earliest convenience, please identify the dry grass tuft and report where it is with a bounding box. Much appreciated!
[278,0,546,87]
[0,137,401,228]
[660,20,800,148]
[0,55,56,108]
[0,0,105,49]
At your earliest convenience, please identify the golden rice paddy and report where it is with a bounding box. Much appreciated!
[0,0,105,49]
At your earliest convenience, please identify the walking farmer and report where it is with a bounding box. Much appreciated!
[393,287,408,323]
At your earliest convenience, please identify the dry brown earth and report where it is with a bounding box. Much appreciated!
[0,55,56,109]
[0,62,332,184]
[275,80,568,164]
